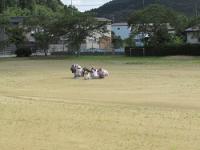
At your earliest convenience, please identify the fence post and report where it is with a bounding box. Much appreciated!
[143,48,145,56]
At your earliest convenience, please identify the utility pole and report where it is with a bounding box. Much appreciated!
[111,15,115,23]
[195,4,197,17]
[71,0,73,15]
[16,0,18,7]
[142,0,145,8]
[193,4,199,30]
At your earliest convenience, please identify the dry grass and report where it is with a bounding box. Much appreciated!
[0,56,200,150]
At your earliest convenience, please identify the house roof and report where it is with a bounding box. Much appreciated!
[185,24,200,32]
[112,22,128,26]
[96,17,112,22]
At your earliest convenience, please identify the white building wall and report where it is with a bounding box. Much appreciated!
[187,32,200,44]
[105,24,112,37]
[48,44,68,53]
[112,24,131,40]
[82,24,112,51]
[47,22,112,53]
[84,37,100,49]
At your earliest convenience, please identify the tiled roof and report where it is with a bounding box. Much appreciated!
[96,17,112,22]
[112,23,128,26]
[185,24,200,32]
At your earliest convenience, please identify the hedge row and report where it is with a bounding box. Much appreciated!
[15,47,32,57]
[51,51,124,56]
[125,44,200,56]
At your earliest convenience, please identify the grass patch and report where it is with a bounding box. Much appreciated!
[0,56,200,149]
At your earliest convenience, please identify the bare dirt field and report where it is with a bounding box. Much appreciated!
[0,56,200,150]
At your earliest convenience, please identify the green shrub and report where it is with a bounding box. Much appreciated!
[15,47,32,57]
[125,44,200,56]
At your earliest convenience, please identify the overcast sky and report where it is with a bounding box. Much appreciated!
[61,0,111,12]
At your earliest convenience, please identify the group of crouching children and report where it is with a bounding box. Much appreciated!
[71,64,109,80]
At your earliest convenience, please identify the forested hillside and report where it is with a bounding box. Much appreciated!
[0,0,108,56]
[0,0,63,13]
[91,0,200,22]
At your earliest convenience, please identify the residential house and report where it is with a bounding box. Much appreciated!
[0,17,24,55]
[112,23,131,40]
[80,17,112,52]
[133,23,175,47]
[49,17,112,54]
[166,23,176,34]
[0,16,36,55]
[185,25,200,44]
[134,33,149,47]
[48,36,68,53]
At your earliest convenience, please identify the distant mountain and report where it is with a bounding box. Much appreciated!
[90,0,200,22]
[0,0,64,13]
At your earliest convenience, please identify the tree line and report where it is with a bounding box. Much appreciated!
[0,1,108,56]
[113,4,200,49]
[91,0,200,22]
[0,0,63,13]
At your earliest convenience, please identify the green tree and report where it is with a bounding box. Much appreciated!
[46,0,63,11]
[5,0,16,7]
[0,0,65,56]
[188,16,200,27]
[124,35,136,47]
[51,12,108,56]
[18,0,36,10]
[148,24,171,46]
[128,4,188,46]
[0,14,9,51]
[3,7,31,17]
[0,7,30,49]
[34,32,52,56]
[7,27,26,49]
[25,5,57,56]
[112,32,123,49]
[0,0,3,13]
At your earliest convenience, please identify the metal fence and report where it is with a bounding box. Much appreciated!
[0,44,16,56]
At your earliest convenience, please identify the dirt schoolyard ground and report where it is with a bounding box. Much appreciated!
[0,56,200,150]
